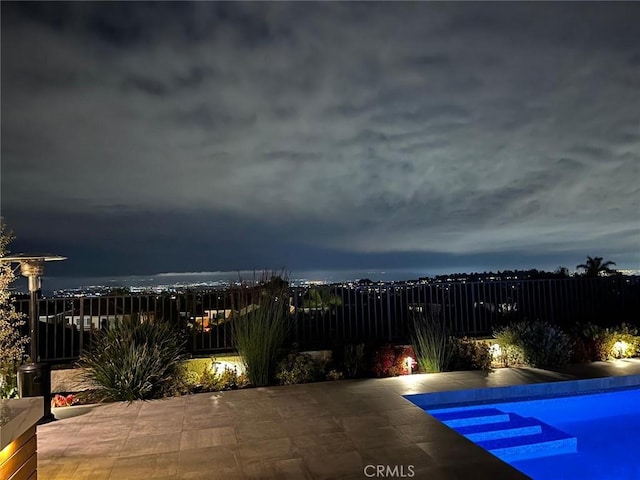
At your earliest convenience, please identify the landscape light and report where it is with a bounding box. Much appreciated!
[405,356,414,375]
[490,343,502,359]
[613,341,629,358]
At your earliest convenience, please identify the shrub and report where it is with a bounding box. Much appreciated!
[0,362,19,400]
[570,323,606,363]
[205,364,243,391]
[182,364,203,388]
[447,337,492,371]
[494,320,571,368]
[372,344,397,377]
[410,314,451,373]
[79,316,187,401]
[326,369,344,381]
[572,323,640,362]
[608,324,640,359]
[217,364,243,389]
[493,343,525,368]
[183,358,247,392]
[0,221,28,399]
[372,344,416,377]
[231,274,291,386]
[237,372,250,388]
[275,352,320,385]
[342,343,366,378]
[492,326,525,367]
[303,287,342,310]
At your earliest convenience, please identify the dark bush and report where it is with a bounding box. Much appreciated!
[372,344,416,377]
[0,361,19,399]
[447,337,492,371]
[494,320,572,368]
[79,316,187,401]
[570,323,607,362]
[325,369,344,381]
[329,342,367,378]
[275,352,320,385]
[571,323,640,362]
[343,343,366,378]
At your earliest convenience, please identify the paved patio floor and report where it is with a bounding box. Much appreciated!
[37,359,640,479]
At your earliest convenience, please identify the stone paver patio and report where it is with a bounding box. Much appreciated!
[37,359,640,479]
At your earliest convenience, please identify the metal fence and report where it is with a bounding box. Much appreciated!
[15,276,640,363]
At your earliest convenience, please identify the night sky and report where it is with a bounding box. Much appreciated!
[2,2,639,279]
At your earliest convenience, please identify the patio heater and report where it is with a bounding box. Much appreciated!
[0,253,66,422]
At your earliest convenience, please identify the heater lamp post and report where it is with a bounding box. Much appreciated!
[0,253,66,422]
[1,254,66,361]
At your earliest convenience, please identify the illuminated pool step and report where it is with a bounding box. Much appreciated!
[455,413,543,442]
[431,408,578,463]
[477,422,577,462]
[431,408,511,428]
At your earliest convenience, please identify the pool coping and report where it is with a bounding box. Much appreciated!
[405,373,640,410]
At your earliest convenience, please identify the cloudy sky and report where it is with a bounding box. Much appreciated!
[2,2,639,279]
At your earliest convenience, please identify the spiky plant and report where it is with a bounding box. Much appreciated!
[410,313,451,373]
[231,271,291,386]
[79,315,186,401]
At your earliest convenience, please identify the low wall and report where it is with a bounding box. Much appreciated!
[51,368,92,393]
[51,350,333,393]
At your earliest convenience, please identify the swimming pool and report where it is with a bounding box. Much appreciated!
[407,386,640,480]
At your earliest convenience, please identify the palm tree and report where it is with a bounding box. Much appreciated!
[576,256,617,277]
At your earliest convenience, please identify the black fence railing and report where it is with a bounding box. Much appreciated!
[14,276,640,363]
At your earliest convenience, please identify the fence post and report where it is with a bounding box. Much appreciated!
[294,289,300,345]
[471,284,477,334]
[387,285,392,341]
[548,280,554,325]
[78,298,84,355]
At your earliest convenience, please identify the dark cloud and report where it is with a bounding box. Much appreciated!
[2,2,639,277]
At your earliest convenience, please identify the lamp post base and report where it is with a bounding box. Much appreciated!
[17,362,53,423]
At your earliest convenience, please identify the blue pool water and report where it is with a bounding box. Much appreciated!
[410,387,640,480]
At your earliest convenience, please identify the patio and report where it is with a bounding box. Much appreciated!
[37,359,640,479]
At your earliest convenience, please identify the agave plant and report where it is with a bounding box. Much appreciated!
[79,315,187,402]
